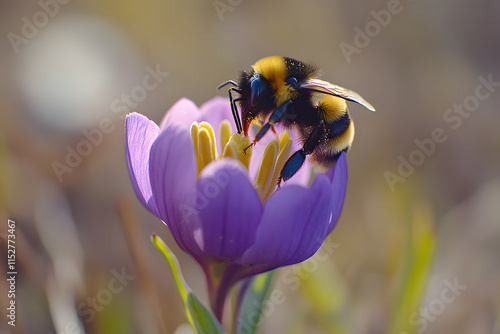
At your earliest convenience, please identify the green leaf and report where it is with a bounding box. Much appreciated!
[187,293,225,334]
[388,202,436,334]
[237,271,275,334]
[152,234,224,334]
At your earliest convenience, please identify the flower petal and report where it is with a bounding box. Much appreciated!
[279,127,312,187]
[326,152,348,234]
[241,174,333,269]
[195,159,262,260]
[198,97,236,133]
[159,97,199,131]
[248,125,311,187]
[148,123,201,254]
[197,96,238,147]
[125,112,160,215]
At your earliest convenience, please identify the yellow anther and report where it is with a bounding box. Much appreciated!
[255,140,278,201]
[191,122,199,148]
[190,122,203,172]
[265,131,292,199]
[278,131,290,152]
[197,128,214,175]
[225,134,252,170]
[222,140,238,160]
[199,122,216,161]
[238,136,252,169]
[190,121,293,198]
[219,120,232,158]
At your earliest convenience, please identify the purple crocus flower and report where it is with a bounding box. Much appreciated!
[125,97,348,320]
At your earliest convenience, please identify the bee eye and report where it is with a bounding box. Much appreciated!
[286,77,299,88]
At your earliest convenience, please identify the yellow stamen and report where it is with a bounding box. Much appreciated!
[192,121,253,177]
[225,134,252,169]
[199,122,216,161]
[190,122,203,173]
[222,140,238,160]
[197,128,214,175]
[219,120,232,158]
[191,120,294,200]
[278,131,291,151]
[255,140,278,200]
[264,132,292,199]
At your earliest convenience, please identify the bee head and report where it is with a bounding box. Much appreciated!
[249,73,265,107]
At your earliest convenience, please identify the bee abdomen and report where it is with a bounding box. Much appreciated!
[312,112,354,165]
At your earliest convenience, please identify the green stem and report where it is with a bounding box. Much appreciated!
[231,278,252,334]
[211,264,242,323]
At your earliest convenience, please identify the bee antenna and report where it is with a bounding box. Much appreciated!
[217,80,238,90]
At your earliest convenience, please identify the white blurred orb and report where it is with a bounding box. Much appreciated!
[18,16,142,132]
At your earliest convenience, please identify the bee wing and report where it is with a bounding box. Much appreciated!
[300,79,376,112]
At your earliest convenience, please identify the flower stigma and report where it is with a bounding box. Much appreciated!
[190,120,293,201]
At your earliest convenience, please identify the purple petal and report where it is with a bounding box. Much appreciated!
[241,174,333,268]
[248,125,311,187]
[197,97,236,132]
[148,123,201,254]
[195,159,262,260]
[197,96,237,147]
[125,112,160,215]
[159,97,199,131]
[247,125,282,180]
[326,152,348,234]
[280,127,312,187]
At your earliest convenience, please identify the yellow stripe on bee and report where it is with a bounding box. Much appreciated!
[328,121,355,155]
[252,56,286,83]
[252,56,296,106]
[317,95,348,122]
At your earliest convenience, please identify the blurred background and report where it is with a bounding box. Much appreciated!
[1,0,499,333]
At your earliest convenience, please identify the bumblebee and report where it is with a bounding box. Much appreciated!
[218,56,375,185]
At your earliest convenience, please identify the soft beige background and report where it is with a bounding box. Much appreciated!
[1,0,499,333]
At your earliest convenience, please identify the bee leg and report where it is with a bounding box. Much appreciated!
[227,87,243,134]
[277,150,307,187]
[270,125,278,137]
[278,121,325,186]
[243,100,292,153]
